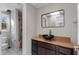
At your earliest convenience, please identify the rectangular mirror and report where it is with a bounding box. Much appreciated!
[41,9,65,28]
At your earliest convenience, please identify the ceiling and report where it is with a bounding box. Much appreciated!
[29,3,52,8]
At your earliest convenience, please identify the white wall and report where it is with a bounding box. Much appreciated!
[37,3,77,43]
[78,4,79,45]
[78,4,79,54]
[27,4,37,36]
[22,3,37,55]
[0,3,22,11]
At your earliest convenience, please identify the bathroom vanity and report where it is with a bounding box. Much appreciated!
[32,35,76,55]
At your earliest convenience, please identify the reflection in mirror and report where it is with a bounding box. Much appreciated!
[0,13,9,31]
[41,9,65,28]
[1,20,7,30]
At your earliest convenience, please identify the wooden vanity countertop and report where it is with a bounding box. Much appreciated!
[32,35,75,49]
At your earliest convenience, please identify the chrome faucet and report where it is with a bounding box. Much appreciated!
[48,29,52,36]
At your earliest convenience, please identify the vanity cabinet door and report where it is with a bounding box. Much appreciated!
[45,49,56,55]
[56,46,74,55]
[32,40,38,55]
[32,51,37,55]
[38,47,46,55]
[38,46,56,55]
[38,41,56,55]
[38,41,56,50]
[32,40,38,51]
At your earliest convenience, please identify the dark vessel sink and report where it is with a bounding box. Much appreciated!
[42,34,54,40]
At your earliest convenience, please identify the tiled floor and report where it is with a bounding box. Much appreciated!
[2,48,22,55]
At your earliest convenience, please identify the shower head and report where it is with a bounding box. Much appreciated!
[1,9,11,14]
[6,10,11,13]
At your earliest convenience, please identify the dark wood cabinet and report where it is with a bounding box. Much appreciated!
[32,40,76,55]
[45,49,56,55]
[37,41,56,55]
[32,40,38,55]
[56,46,74,55]
[38,47,46,55]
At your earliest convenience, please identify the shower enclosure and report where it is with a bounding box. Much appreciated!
[0,9,22,55]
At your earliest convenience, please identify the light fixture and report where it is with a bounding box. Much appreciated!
[50,11,60,15]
